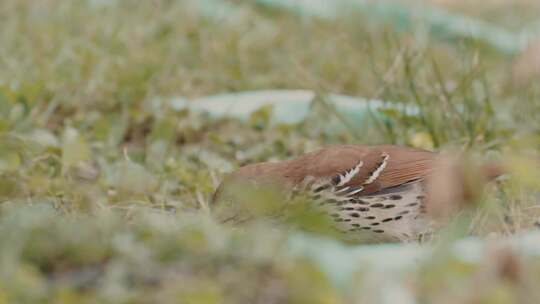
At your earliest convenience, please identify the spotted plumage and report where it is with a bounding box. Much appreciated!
[304,175,430,241]
[213,144,504,242]
[282,147,432,240]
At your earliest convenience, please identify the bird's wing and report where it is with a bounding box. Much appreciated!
[285,145,436,196]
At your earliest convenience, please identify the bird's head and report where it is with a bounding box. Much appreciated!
[211,161,296,223]
[212,161,290,203]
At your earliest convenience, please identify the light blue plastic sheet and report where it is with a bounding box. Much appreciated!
[171,90,418,127]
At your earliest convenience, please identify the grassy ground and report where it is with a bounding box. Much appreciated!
[1,0,540,303]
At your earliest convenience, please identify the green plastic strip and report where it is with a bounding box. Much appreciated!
[193,0,539,56]
[255,0,535,55]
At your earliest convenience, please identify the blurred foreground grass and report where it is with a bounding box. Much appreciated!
[2,0,540,303]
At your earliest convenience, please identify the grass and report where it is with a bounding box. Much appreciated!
[1,0,540,303]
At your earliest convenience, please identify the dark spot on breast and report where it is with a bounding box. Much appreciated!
[331,176,341,185]
[349,213,360,218]
[356,207,369,212]
[362,227,371,230]
[335,218,344,222]
[330,213,340,218]
[398,210,410,215]
[355,200,369,205]
[365,216,376,220]
[371,222,380,226]
[382,218,393,223]
[337,201,347,206]
[373,229,385,233]
[345,207,355,211]
[371,203,384,208]
[352,223,361,227]
[313,194,322,200]
[390,195,402,200]
[416,195,425,200]
[406,202,418,207]
[344,219,351,222]
[384,204,396,209]
[394,216,403,220]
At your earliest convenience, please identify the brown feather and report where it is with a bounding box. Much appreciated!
[273,145,436,195]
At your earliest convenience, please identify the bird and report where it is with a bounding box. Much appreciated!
[212,144,503,242]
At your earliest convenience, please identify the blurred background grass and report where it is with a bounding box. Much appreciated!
[1,0,540,303]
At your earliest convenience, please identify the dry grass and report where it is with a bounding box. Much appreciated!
[1,0,540,302]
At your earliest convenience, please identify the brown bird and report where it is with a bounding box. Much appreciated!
[212,145,503,242]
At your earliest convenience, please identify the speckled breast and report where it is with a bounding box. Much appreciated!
[302,178,433,241]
